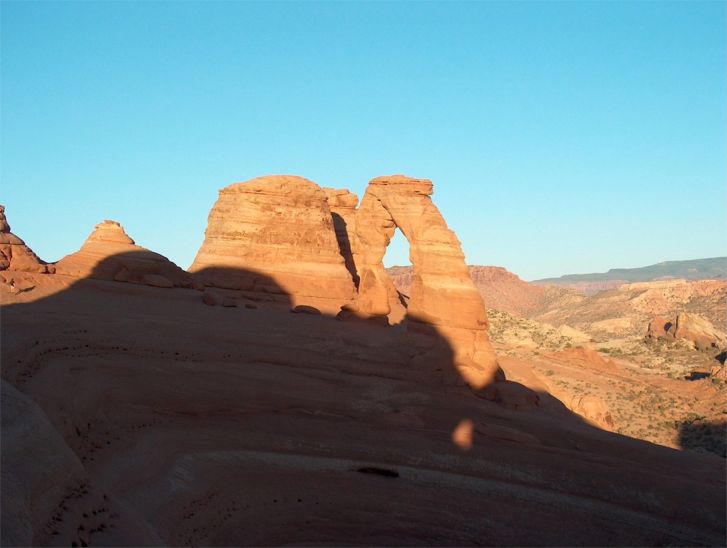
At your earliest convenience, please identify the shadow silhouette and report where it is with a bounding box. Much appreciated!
[330,212,359,288]
[685,371,711,381]
[678,419,727,458]
[2,250,726,546]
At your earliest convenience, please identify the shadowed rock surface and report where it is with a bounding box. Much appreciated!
[2,176,725,546]
[54,220,191,288]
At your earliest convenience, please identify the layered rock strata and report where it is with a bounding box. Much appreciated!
[0,205,51,273]
[54,220,190,287]
[352,175,499,387]
[191,174,498,386]
[646,312,726,351]
[190,176,356,309]
[323,188,360,287]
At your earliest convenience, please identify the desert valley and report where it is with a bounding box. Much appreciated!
[1,175,725,546]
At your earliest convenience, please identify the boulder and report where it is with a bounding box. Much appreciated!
[645,313,726,351]
[673,313,726,351]
[646,316,674,339]
[202,291,220,306]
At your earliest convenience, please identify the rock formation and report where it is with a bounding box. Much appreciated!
[323,188,360,287]
[387,264,549,317]
[190,174,498,386]
[570,394,614,431]
[351,175,499,387]
[0,205,51,273]
[54,220,190,287]
[190,176,356,311]
[646,312,726,351]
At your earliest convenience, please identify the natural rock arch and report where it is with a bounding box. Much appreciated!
[191,174,500,386]
[346,175,500,387]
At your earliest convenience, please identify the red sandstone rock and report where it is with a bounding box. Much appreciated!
[190,176,356,311]
[570,395,614,431]
[673,313,726,351]
[646,315,674,339]
[0,205,50,273]
[54,220,190,287]
[352,175,499,387]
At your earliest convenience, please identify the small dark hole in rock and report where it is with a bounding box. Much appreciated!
[356,466,399,478]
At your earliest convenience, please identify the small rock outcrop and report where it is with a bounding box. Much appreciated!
[0,205,50,273]
[570,395,614,431]
[190,176,356,311]
[54,220,190,287]
[646,313,726,351]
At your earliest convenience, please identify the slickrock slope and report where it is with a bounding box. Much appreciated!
[3,177,726,546]
[190,176,355,312]
[2,272,725,546]
[0,205,50,273]
[1,380,160,546]
[354,175,499,387]
[54,220,190,287]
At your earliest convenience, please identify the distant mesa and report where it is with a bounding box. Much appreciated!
[54,220,191,288]
[534,257,727,294]
[0,205,52,274]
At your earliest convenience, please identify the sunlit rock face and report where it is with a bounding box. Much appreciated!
[189,176,357,311]
[54,220,190,287]
[191,173,498,386]
[351,175,499,387]
[0,205,50,273]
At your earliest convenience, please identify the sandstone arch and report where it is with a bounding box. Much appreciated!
[191,174,499,386]
[350,175,500,387]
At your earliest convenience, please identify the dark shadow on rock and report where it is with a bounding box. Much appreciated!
[678,419,727,458]
[2,250,726,546]
[330,212,359,288]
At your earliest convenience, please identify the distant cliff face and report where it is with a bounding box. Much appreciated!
[387,265,553,317]
[533,257,727,294]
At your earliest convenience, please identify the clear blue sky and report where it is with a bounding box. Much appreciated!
[2,1,725,280]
